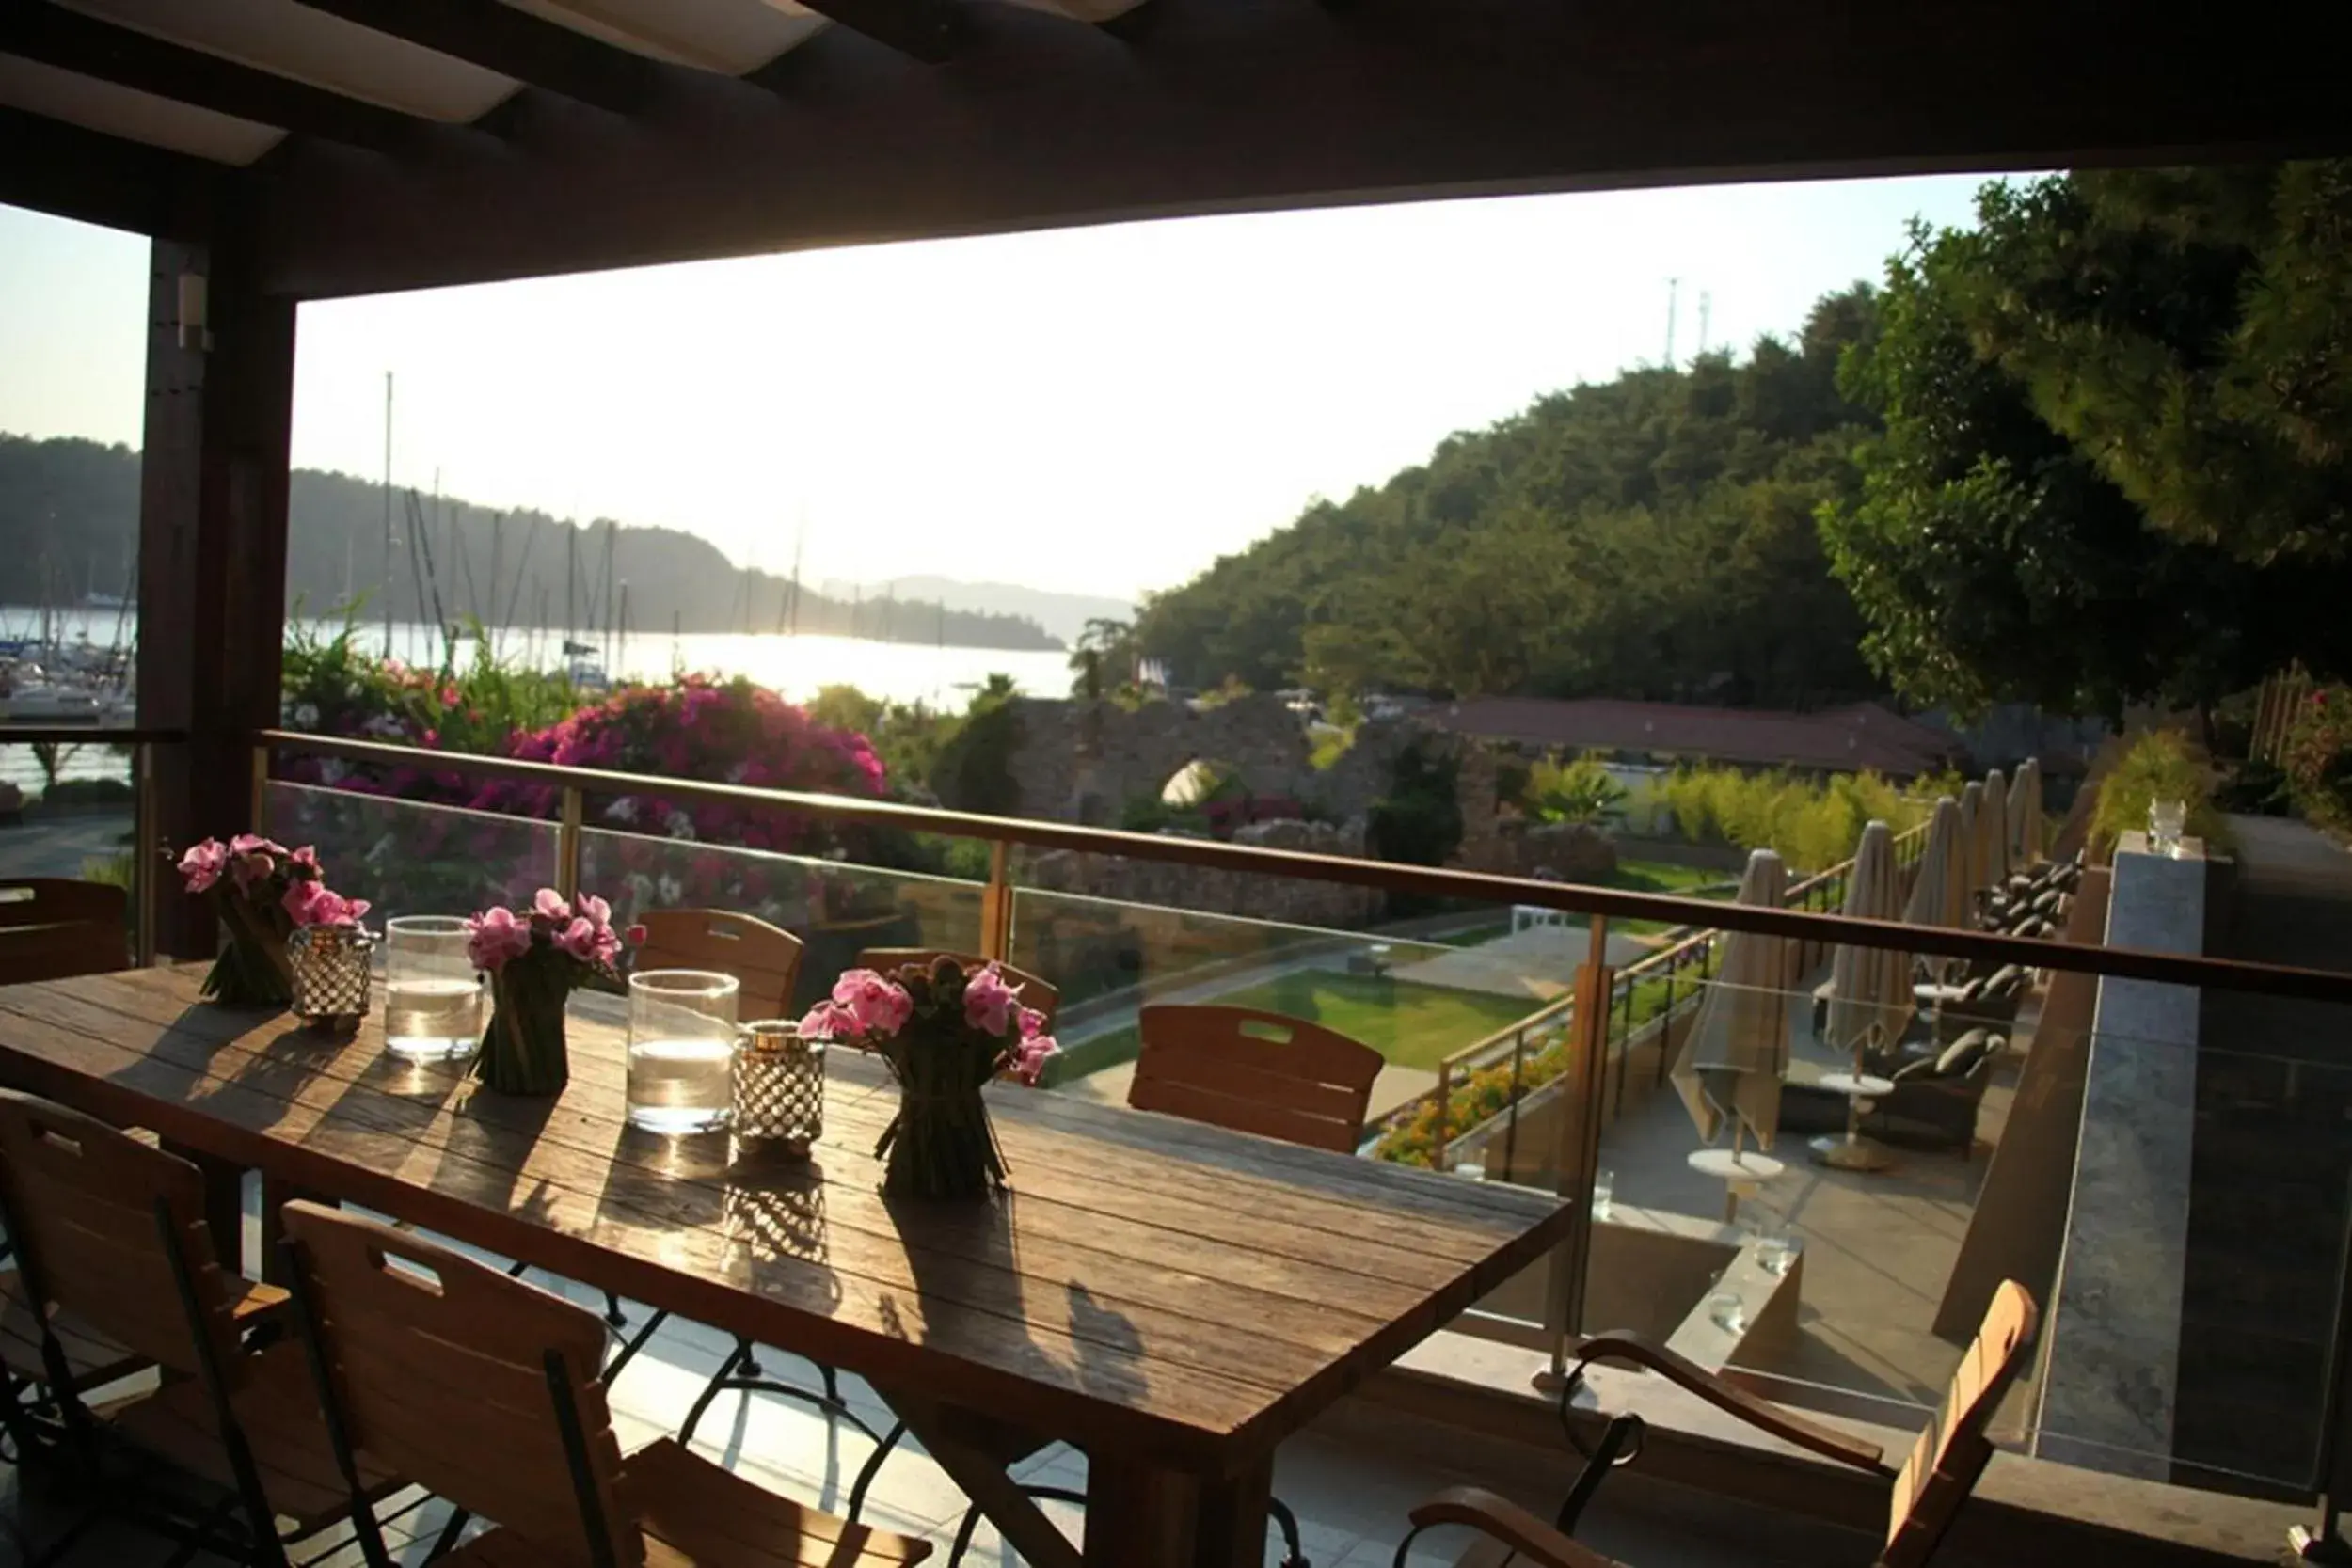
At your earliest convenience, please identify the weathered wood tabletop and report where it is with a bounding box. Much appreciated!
[0,963,1575,1567]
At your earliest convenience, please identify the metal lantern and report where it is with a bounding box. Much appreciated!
[733,1020,823,1154]
[288,923,373,1031]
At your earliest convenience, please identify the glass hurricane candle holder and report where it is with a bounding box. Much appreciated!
[627,970,739,1134]
[384,915,485,1060]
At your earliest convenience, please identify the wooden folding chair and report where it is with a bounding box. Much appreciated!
[1397,1281,2040,1567]
[1130,1004,1385,1154]
[274,1201,929,1567]
[0,1090,394,1567]
[0,879,129,987]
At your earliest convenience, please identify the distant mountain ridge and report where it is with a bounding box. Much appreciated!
[826,575,1134,645]
[0,436,1062,653]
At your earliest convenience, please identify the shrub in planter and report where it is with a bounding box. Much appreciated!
[2284,687,2352,833]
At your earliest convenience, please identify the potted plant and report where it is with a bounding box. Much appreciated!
[174,835,356,1007]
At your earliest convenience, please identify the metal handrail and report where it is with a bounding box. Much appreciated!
[253,727,2352,1004]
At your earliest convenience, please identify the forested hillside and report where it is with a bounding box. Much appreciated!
[0,437,1060,651]
[1135,289,1885,708]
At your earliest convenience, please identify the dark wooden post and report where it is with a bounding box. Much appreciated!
[138,236,296,962]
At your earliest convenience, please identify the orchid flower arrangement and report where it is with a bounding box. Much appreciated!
[802,957,1058,1200]
[175,834,368,1006]
[462,889,644,1095]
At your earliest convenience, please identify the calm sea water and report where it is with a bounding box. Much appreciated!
[1,610,1073,790]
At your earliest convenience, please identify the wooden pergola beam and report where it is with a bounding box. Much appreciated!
[792,0,964,66]
[285,0,660,117]
[0,103,217,238]
[244,0,2352,302]
[0,2,435,155]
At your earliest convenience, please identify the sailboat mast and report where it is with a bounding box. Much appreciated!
[381,372,394,657]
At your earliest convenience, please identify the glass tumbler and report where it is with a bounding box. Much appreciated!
[2149,798,2187,856]
[628,970,739,1134]
[384,915,485,1060]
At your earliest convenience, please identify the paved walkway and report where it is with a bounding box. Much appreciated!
[0,808,133,879]
[1391,924,1653,1002]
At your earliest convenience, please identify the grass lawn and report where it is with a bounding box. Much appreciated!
[1046,969,1542,1085]
[1199,970,1539,1071]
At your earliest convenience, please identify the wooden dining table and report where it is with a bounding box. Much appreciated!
[0,963,1576,1567]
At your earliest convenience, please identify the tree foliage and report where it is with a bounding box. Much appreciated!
[1822,175,2352,720]
[1136,296,1886,707]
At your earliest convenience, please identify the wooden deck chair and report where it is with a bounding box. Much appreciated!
[914,1006,1384,1568]
[0,1090,392,1567]
[855,948,1061,1028]
[569,910,805,1373]
[274,1202,929,1568]
[0,878,129,987]
[1396,1281,2040,1567]
[1130,1005,1385,1154]
[675,942,1052,1513]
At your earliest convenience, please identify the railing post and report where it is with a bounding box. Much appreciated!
[1500,1031,1528,1178]
[2291,1168,2352,1562]
[556,785,584,902]
[1432,1059,1453,1171]
[1537,919,1614,1391]
[133,740,158,967]
[980,840,1014,963]
[248,743,270,836]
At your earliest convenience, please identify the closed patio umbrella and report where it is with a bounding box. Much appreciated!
[2008,757,2043,867]
[1978,768,2012,895]
[1826,821,1910,1057]
[1669,848,1791,1155]
[1820,821,1911,1172]
[1903,796,1967,980]
[1958,781,1986,897]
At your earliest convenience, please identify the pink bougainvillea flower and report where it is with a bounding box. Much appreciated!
[178,839,229,894]
[466,906,534,972]
[532,888,571,925]
[962,964,1017,1037]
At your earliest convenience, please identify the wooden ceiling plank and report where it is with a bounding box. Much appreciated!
[791,0,961,64]
[0,101,217,235]
[285,0,658,116]
[0,1,432,154]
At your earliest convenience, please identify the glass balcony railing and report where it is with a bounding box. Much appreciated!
[227,728,2352,1511]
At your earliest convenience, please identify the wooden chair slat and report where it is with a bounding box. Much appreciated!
[0,879,129,985]
[855,949,1059,1028]
[0,878,126,929]
[638,910,805,1022]
[280,1201,635,1565]
[0,1267,141,1390]
[1128,1006,1382,1156]
[1881,1280,2037,1568]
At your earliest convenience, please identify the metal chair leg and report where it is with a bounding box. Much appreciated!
[676,1339,755,1449]
[1270,1495,1308,1567]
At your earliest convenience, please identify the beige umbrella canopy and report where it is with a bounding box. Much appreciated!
[2008,757,2044,866]
[1670,848,1791,1152]
[1826,821,1911,1058]
[1958,781,1986,897]
[1978,768,2012,895]
[1903,796,1968,978]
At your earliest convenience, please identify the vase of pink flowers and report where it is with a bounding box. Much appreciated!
[801,956,1057,1202]
[175,835,363,1007]
[466,890,641,1097]
[284,879,375,1030]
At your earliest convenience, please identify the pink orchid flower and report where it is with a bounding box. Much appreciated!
[289,845,323,876]
[553,916,602,963]
[1011,1034,1057,1086]
[832,969,912,1037]
[178,839,229,894]
[799,999,865,1042]
[466,906,535,972]
[1017,1006,1047,1040]
[532,888,572,925]
[962,964,1018,1037]
[574,892,612,931]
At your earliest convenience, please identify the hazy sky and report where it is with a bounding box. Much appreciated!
[0,174,1995,602]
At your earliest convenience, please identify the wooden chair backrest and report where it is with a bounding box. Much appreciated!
[1880,1280,2038,1568]
[0,878,130,985]
[855,949,1060,1029]
[0,1089,240,1378]
[1130,1005,1384,1153]
[278,1202,640,1566]
[636,908,803,1020]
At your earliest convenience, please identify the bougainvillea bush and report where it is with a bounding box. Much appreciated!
[2284,687,2352,833]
